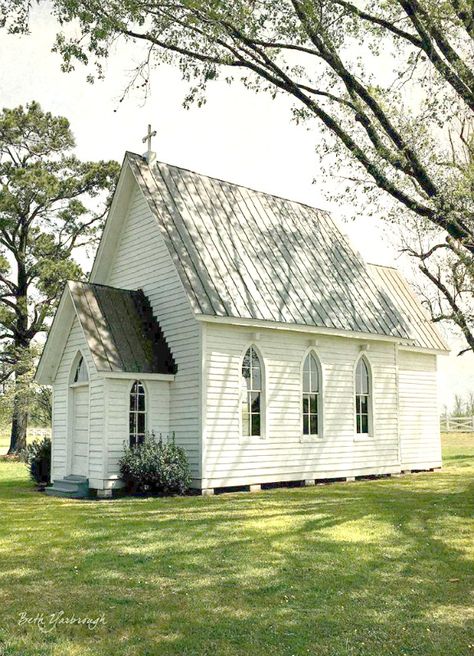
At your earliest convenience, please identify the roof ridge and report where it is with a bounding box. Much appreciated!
[367,262,399,271]
[125,151,329,216]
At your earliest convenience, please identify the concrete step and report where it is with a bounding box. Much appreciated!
[54,479,89,490]
[45,476,90,499]
[63,475,88,483]
[52,481,82,493]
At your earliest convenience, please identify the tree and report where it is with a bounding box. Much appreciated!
[467,391,474,416]
[0,344,53,430]
[3,1,472,350]
[449,390,474,416]
[453,393,465,416]
[0,102,119,453]
[29,385,52,427]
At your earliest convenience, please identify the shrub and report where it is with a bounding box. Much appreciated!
[21,436,51,485]
[119,432,191,496]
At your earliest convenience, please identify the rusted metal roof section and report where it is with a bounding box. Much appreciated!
[68,281,177,374]
[367,265,449,352]
[128,153,414,341]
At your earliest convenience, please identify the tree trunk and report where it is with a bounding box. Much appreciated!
[8,385,28,454]
[8,241,30,455]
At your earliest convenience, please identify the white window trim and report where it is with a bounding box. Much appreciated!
[67,350,90,477]
[103,371,174,382]
[239,343,266,443]
[69,351,89,387]
[129,379,147,447]
[353,354,375,441]
[300,348,324,442]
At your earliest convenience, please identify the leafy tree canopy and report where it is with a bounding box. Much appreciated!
[0,101,119,451]
[1,1,473,352]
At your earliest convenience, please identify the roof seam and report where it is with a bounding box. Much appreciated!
[154,162,222,315]
[127,154,442,349]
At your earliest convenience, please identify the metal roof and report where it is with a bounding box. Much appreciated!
[367,264,449,352]
[68,281,176,374]
[129,153,416,343]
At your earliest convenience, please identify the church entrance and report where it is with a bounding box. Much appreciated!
[69,354,90,477]
[71,384,89,476]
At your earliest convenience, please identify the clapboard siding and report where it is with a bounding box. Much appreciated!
[398,350,441,469]
[45,156,445,493]
[203,323,400,487]
[51,318,104,480]
[105,378,170,475]
[106,185,201,476]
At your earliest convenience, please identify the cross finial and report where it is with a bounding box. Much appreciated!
[142,124,157,163]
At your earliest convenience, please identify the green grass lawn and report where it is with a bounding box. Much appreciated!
[0,434,472,656]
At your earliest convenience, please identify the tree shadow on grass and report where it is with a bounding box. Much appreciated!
[443,453,474,463]
[0,460,473,656]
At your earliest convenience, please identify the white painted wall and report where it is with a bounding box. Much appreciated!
[202,322,402,488]
[52,313,441,490]
[103,377,170,484]
[50,179,441,490]
[70,384,89,476]
[105,185,202,478]
[51,318,104,482]
[52,317,171,488]
[398,350,442,469]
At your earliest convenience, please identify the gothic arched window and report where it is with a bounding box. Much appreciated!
[241,346,263,437]
[129,380,146,447]
[73,355,88,383]
[302,353,321,436]
[355,358,371,435]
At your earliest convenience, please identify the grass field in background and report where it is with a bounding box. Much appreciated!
[0,433,472,656]
[0,428,50,451]
[0,428,9,449]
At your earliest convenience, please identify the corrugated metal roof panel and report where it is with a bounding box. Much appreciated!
[367,265,449,351]
[129,153,414,342]
[126,153,448,351]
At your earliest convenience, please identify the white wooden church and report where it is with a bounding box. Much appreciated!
[37,149,449,497]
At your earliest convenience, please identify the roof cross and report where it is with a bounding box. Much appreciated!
[142,124,157,163]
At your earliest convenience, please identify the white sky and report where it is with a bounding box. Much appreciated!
[0,5,473,411]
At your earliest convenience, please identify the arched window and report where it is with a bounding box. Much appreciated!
[129,381,146,447]
[355,358,371,435]
[302,353,320,436]
[241,346,262,437]
[73,355,88,383]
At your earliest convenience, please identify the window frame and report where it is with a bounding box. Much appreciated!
[354,355,374,440]
[239,344,266,442]
[69,351,89,388]
[300,350,323,442]
[129,380,147,448]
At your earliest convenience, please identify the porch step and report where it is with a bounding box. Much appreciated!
[64,475,88,482]
[45,476,89,499]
